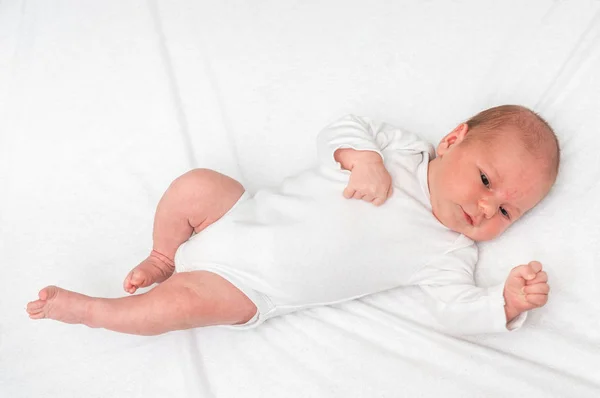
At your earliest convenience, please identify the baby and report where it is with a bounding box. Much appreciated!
[27,105,559,336]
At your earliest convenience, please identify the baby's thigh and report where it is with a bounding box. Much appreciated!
[160,270,257,327]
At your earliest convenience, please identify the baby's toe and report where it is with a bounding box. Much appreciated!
[123,272,137,292]
[38,286,59,301]
[123,283,137,294]
[129,270,142,284]
[129,270,150,288]
[29,311,46,320]
[26,300,46,315]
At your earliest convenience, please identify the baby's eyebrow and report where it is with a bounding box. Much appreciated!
[485,163,501,184]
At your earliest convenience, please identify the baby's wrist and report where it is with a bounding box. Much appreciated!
[334,149,383,171]
[504,304,521,323]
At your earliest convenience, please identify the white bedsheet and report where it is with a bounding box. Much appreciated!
[1,1,599,397]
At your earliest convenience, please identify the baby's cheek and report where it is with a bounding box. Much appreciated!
[457,180,480,202]
[484,219,510,240]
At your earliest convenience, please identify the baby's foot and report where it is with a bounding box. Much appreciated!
[26,286,90,325]
[123,250,175,294]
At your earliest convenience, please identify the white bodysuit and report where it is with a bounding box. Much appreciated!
[174,115,526,334]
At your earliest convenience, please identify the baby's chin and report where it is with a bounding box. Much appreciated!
[461,230,487,242]
[459,227,503,242]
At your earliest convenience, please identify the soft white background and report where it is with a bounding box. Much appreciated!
[1,1,599,397]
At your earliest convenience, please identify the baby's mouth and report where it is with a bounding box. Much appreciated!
[461,207,474,226]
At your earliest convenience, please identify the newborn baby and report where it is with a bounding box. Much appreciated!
[27,105,559,336]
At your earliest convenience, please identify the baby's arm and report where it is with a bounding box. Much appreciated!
[316,114,432,205]
[316,114,433,171]
[410,243,532,335]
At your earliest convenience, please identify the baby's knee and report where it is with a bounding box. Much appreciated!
[180,169,244,192]
[174,168,244,197]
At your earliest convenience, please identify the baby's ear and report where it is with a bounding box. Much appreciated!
[437,123,469,156]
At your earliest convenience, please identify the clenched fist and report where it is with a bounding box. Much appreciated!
[503,261,550,322]
[334,148,393,206]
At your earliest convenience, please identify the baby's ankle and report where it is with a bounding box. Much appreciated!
[84,298,100,329]
[150,249,175,271]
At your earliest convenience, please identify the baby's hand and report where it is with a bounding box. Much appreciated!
[503,261,550,322]
[335,149,393,206]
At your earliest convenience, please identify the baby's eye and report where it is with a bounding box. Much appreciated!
[480,172,490,187]
[500,207,510,220]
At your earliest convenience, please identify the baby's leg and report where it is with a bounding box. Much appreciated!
[124,169,245,294]
[27,271,257,335]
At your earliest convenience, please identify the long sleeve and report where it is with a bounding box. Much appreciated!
[409,236,527,335]
[316,114,433,170]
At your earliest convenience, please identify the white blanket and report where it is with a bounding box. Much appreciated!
[1,1,598,397]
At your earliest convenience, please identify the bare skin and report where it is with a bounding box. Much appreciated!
[26,169,257,335]
[27,119,554,334]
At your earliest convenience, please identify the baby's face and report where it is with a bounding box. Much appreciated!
[427,124,554,242]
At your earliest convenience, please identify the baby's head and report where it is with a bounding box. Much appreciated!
[427,105,560,241]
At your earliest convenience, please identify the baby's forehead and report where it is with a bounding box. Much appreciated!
[488,122,558,164]
[482,140,546,178]
[479,147,554,210]
[486,128,557,175]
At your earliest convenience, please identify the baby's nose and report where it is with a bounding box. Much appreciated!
[478,198,497,219]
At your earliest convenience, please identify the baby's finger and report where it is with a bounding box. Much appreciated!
[375,191,388,203]
[528,261,543,273]
[362,194,375,203]
[372,191,389,206]
[387,186,393,198]
[525,293,548,307]
[343,186,355,199]
[372,197,384,206]
[352,191,364,200]
[510,263,539,281]
[523,283,550,295]
[526,271,548,286]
